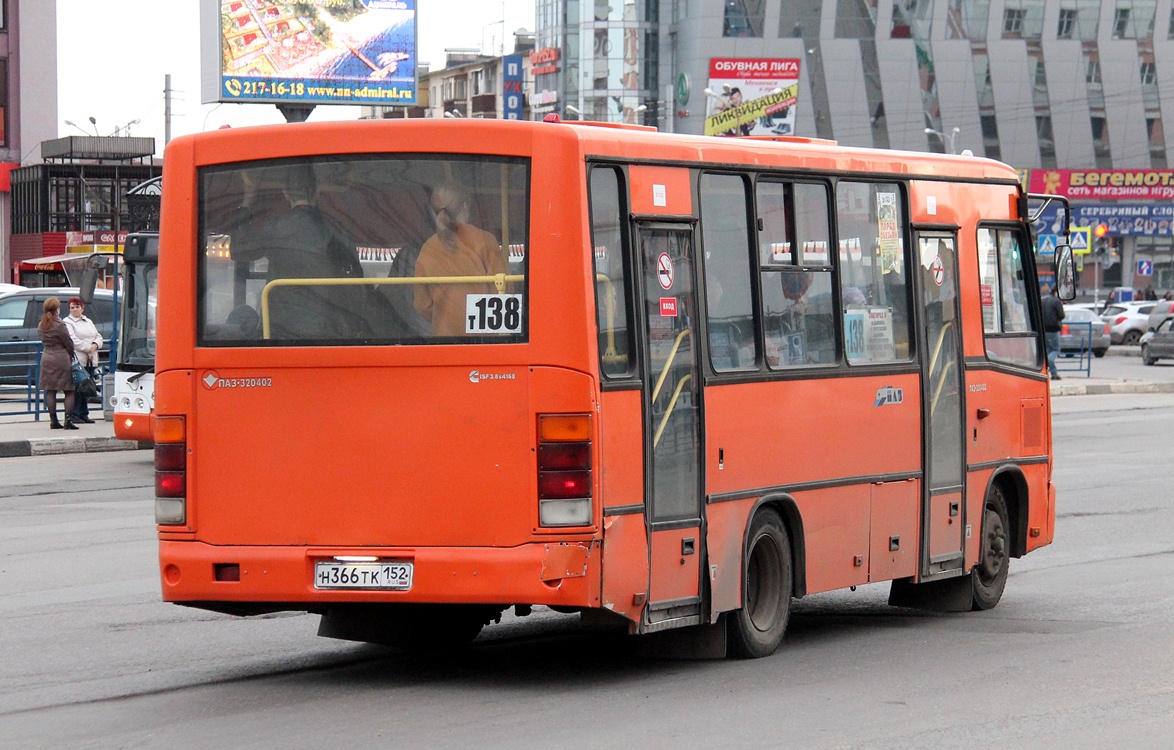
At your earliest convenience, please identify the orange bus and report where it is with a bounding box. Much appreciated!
[154,119,1073,657]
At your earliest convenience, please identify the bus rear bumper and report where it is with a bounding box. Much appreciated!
[158,540,601,612]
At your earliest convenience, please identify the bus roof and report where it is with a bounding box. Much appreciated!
[171,119,1020,186]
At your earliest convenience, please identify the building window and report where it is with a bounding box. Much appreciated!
[1091,116,1108,141]
[1113,7,1132,38]
[1086,58,1101,85]
[723,0,763,37]
[1141,61,1158,86]
[1057,8,1077,38]
[1003,7,1025,36]
[1033,59,1048,88]
[0,58,7,148]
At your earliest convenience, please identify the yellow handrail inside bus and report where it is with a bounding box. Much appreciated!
[259,274,525,338]
[930,359,957,417]
[927,320,953,384]
[653,373,693,448]
[595,273,624,365]
[652,328,692,402]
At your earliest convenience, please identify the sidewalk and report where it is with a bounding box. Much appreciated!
[0,411,149,458]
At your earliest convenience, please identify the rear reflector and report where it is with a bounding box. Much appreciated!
[538,470,591,499]
[214,563,241,582]
[154,443,186,472]
[538,442,591,470]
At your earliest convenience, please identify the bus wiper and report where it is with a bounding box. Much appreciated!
[128,368,154,384]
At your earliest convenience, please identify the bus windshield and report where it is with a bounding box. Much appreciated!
[120,247,159,371]
[198,156,530,346]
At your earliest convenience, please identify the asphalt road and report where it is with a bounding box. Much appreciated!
[3,394,1174,748]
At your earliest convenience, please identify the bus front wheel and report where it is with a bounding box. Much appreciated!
[971,484,1010,610]
[727,509,792,658]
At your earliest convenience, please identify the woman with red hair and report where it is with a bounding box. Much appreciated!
[37,297,79,430]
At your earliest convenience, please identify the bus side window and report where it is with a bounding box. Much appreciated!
[978,226,1038,368]
[701,173,757,372]
[590,166,635,378]
[758,180,835,368]
[835,182,912,363]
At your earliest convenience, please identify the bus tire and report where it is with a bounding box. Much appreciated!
[971,484,1010,611]
[727,509,792,658]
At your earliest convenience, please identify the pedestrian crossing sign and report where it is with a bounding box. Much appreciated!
[1069,227,1092,255]
[1037,235,1057,257]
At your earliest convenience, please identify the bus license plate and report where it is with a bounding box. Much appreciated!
[314,562,413,590]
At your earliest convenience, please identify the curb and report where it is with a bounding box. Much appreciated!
[0,436,150,458]
[1052,381,1174,396]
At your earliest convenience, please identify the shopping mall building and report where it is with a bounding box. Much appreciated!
[517,0,1174,295]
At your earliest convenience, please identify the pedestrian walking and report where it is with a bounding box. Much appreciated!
[1041,284,1065,380]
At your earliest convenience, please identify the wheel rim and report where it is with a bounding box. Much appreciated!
[976,505,1006,586]
[746,532,783,631]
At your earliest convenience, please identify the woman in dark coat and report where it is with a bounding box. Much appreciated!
[38,297,79,430]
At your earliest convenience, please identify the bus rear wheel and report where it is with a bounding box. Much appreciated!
[727,509,792,658]
[971,484,1010,610]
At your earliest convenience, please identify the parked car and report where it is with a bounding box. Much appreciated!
[0,283,25,295]
[0,287,114,385]
[1100,301,1156,345]
[1066,301,1108,316]
[1145,298,1174,333]
[1059,308,1111,357]
[1141,317,1174,365]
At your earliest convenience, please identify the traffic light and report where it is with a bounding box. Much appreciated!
[1093,224,1109,255]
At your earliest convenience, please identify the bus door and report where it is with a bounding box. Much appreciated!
[637,224,704,629]
[917,233,967,576]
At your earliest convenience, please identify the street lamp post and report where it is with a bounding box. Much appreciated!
[565,104,583,120]
[924,126,960,154]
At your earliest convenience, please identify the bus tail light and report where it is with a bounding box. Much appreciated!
[537,414,592,527]
[154,416,187,526]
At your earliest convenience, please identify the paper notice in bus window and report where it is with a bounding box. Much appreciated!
[465,294,524,334]
[845,306,895,363]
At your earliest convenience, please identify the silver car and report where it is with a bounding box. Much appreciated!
[1142,317,1174,365]
[1101,301,1156,345]
[1059,308,1111,358]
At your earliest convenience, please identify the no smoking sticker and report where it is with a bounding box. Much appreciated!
[657,253,674,290]
[930,255,944,286]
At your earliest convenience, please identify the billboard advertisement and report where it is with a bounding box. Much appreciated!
[1029,168,1174,201]
[704,58,800,138]
[205,0,417,106]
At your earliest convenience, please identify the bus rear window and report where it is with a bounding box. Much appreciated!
[197,156,529,346]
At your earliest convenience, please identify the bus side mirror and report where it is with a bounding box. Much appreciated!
[78,255,110,305]
[1054,244,1076,302]
[78,269,100,305]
